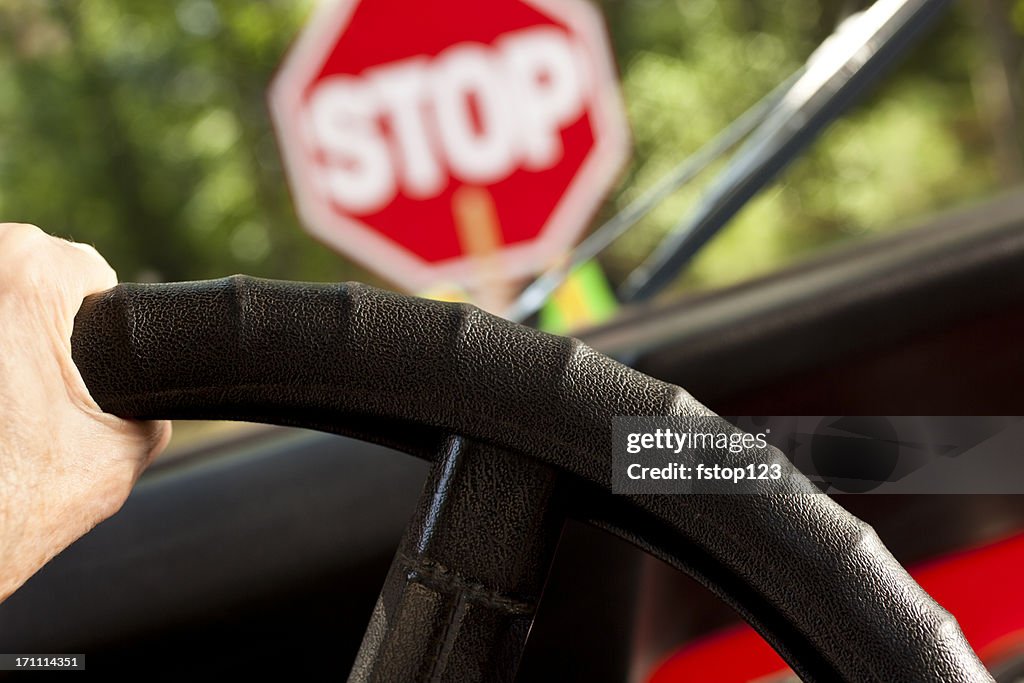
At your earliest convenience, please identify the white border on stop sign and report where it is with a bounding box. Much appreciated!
[268,0,630,293]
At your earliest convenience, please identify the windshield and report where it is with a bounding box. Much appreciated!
[0,0,1011,450]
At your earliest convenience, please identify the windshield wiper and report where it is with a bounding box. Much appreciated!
[619,0,953,302]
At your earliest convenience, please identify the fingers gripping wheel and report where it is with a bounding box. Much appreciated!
[71,276,992,682]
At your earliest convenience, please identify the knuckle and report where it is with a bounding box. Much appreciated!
[67,240,101,259]
[0,228,117,292]
[0,227,53,283]
[0,222,44,243]
[66,241,117,283]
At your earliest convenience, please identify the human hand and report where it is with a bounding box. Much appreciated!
[0,223,171,602]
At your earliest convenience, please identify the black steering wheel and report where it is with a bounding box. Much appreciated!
[70,275,991,682]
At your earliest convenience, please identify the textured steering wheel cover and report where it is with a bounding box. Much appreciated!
[71,276,992,682]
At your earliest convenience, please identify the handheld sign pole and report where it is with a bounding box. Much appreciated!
[452,186,514,314]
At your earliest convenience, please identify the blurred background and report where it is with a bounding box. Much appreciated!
[0,0,1020,435]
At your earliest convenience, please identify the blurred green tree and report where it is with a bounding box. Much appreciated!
[0,0,1015,297]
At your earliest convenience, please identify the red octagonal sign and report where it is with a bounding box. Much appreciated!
[270,0,629,291]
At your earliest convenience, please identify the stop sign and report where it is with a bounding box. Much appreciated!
[270,0,629,292]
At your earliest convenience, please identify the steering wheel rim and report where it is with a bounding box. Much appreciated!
[70,275,992,682]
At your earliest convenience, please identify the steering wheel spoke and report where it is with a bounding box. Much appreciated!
[350,436,563,682]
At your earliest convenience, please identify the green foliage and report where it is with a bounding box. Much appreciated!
[599,0,1002,293]
[0,0,350,283]
[0,0,1009,298]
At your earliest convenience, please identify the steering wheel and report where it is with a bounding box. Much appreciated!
[70,275,991,683]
